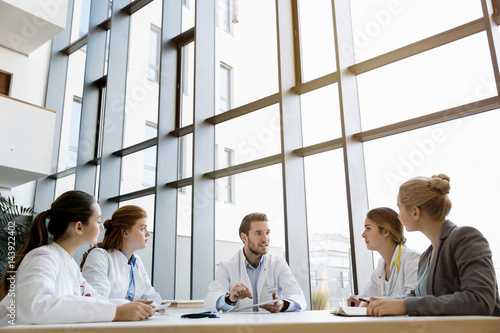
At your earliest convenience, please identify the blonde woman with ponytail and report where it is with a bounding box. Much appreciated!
[81,205,161,307]
[367,174,500,317]
[0,191,155,325]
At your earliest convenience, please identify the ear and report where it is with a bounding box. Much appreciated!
[413,206,421,220]
[240,232,247,243]
[122,229,129,239]
[73,221,83,235]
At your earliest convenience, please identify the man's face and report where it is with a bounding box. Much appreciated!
[242,221,270,256]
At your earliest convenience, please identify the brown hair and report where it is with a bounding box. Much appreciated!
[399,174,452,220]
[239,212,268,240]
[366,207,406,245]
[80,205,147,269]
[1,190,96,300]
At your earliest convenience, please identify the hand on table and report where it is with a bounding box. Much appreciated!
[114,299,155,321]
[367,298,407,317]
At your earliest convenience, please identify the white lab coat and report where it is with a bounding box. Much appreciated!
[204,249,307,312]
[359,244,420,298]
[82,248,161,306]
[0,242,116,326]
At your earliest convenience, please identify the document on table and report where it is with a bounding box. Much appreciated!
[332,306,367,317]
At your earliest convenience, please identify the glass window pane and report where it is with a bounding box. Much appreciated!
[215,104,281,166]
[364,110,500,283]
[215,165,285,271]
[218,0,236,33]
[104,30,110,76]
[349,0,483,62]
[182,0,195,33]
[298,0,337,82]
[176,186,192,299]
[220,63,231,112]
[300,84,342,147]
[148,26,161,82]
[67,98,82,168]
[358,33,495,131]
[304,150,351,310]
[123,1,162,148]
[55,174,76,200]
[119,194,155,276]
[216,0,278,109]
[179,134,193,180]
[181,42,195,127]
[71,0,91,43]
[59,48,86,172]
[95,164,101,200]
[120,146,157,195]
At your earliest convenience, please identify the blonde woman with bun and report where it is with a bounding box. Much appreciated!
[81,205,161,307]
[347,207,420,306]
[368,174,500,316]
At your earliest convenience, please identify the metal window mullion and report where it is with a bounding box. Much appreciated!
[190,0,216,299]
[98,0,131,219]
[75,0,108,196]
[481,0,500,98]
[276,0,312,309]
[332,0,372,295]
[152,0,182,299]
[34,0,75,212]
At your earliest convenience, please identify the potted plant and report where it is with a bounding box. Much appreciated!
[0,194,34,280]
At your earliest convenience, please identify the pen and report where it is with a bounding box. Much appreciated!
[353,296,370,303]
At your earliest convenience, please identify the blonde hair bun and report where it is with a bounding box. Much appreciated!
[430,174,451,194]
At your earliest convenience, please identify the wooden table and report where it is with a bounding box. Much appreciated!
[2,307,500,333]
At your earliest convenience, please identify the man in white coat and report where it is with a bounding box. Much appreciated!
[204,213,307,313]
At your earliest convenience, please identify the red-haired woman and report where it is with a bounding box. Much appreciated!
[81,205,161,306]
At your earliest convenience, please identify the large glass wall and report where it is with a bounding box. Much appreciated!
[38,0,500,307]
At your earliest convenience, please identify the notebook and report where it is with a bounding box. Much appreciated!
[332,306,367,317]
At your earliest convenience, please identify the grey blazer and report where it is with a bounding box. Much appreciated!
[405,220,500,316]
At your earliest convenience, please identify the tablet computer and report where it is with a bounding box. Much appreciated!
[232,297,287,312]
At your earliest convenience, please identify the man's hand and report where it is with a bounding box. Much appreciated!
[113,300,155,321]
[229,283,253,302]
[367,298,407,317]
[260,292,284,313]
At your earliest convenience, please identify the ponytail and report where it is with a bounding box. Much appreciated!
[0,190,96,300]
[0,210,50,300]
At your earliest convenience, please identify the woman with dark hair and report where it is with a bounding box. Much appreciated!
[0,191,154,325]
[347,207,420,306]
[81,205,161,306]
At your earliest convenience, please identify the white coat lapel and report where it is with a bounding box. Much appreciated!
[237,249,254,311]
[256,255,269,312]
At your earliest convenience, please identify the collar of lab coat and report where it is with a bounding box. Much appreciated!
[375,244,402,281]
[48,241,74,263]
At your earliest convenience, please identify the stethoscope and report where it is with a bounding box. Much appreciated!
[378,244,402,296]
